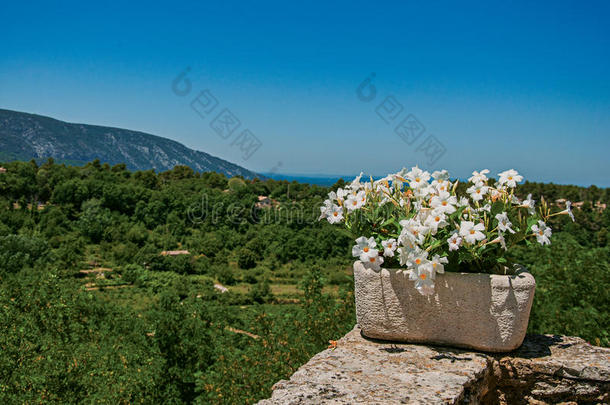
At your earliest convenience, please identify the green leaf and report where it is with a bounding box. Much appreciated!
[381,217,397,228]
[453,206,467,219]
[427,239,443,251]
[490,201,504,216]
[526,216,539,231]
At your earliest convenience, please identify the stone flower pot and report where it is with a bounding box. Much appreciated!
[353,261,536,352]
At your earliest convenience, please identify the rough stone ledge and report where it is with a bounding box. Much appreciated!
[257,325,609,405]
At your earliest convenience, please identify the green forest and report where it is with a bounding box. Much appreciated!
[0,158,608,404]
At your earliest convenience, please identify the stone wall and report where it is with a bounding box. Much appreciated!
[258,326,609,404]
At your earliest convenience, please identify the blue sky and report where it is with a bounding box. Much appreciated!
[1,1,609,186]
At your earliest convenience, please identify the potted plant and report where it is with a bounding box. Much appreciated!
[319,167,574,352]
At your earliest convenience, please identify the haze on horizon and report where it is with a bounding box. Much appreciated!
[1,1,609,187]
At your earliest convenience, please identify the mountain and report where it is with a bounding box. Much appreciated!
[0,109,261,179]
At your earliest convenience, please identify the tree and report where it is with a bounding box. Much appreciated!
[151,292,215,403]
[248,279,274,304]
[0,235,49,274]
[228,177,246,191]
[78,199,112,243]
[0,269,160,403]
[238,248,257,269]
[160,165,196,181]
[51,178,89,207]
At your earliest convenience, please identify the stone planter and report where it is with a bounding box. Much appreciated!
[353,261,536,352]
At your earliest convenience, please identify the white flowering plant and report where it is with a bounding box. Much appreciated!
[319,167,575,295]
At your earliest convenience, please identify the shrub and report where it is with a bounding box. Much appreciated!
[78,199,112,243]
[214,265,237,286]
[0,234,49,274]
[169,255,194,275]
[243,271,258,284]
[237,248,257,269]
[248,279,274,304]
[121,264,146,284]
[228,177,246,191]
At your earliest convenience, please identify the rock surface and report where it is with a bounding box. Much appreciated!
[258,326,609,404]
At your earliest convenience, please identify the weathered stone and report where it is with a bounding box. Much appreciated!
[258,326,609,404]
[354,261,536,352]
[486,334,610,404]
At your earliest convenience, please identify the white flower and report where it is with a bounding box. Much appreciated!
[407,249,428,271]
[363,252,384,271]
[478,203,492,213]
[489,234,507,250]
[397,245,414,266]
[562,201,575,222]
[490,188,502,200]
[349,172,364,191]
[381,238,397,257]
[413,185,434,200]
[399,219,429,245]
[468,169,490,184]
[390,168,409,189]
[318,199,332,220]
[398,231,419,252]
[326,205,344,224]
[429,254,448,274]
[520,194,536,215]
[430,190,457,214]
[498,169,523,188]
[352,236,376,259]
[466,183,489,202]
[459,221,486,244]
[336,188,348,202]
[457,196,470,207]
[373,175,391,186]
[431,169,450,181]
[447,232,462,251]
[372,180,391,206]
[495,212,515,234]
[345,190,366,211]
[431,179,451,194]
[373,179,391,194]
[360,247,380,263]
[531,220,552,245]
[406,166,431,189]
[424,210,448,235]
[411,201,424,213]
[461,207,473,220]
[410,265,435,296]
[358,190,367,205]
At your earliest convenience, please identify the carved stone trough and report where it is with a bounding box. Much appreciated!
[353,261,536,352]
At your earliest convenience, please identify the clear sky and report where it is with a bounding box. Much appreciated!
[1,1,609,186]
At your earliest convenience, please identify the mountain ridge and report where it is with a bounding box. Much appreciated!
[0,109,261,179]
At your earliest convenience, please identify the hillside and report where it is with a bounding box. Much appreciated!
[0,160,608,403]
[0,109,261,178]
